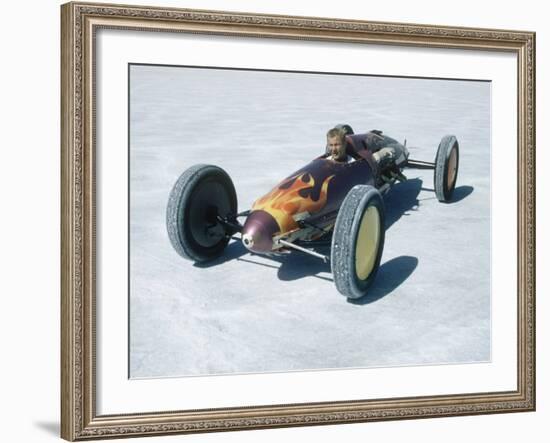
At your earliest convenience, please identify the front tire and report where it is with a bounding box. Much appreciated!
[434,135,459,202]
[331,185,385,299]
[166,164,237,262]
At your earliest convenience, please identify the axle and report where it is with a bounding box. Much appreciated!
[405,159,435,170]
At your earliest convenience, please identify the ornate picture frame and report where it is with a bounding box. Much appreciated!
[61,2,535,440]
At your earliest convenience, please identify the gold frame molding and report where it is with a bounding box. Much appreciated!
[61,2,536,440]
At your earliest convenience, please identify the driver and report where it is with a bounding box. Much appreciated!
[326,128,353,163]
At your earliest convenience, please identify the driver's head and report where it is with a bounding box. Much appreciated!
[326,127,347,162]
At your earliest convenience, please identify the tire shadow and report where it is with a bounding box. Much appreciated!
[193,240,249,268]
[347,255,418,305]
[417,185,474,204]
[449,185,474,203]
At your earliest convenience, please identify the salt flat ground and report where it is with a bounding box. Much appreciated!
[129,65,490,378]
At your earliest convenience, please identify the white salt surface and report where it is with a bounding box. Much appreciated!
[129,66,490,378]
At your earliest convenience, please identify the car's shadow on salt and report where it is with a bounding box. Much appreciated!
[383,177,422,230]
[347,256,419,305]
[276,246,332,282]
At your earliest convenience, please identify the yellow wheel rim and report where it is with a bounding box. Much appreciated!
[447,147,458,189]
[355,205,381,280]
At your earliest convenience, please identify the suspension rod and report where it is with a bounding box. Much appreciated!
[278,239,330,263]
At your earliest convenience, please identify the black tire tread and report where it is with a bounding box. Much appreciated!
[434,135,459,202]
[331,185,385,299]
[166,164,236,262]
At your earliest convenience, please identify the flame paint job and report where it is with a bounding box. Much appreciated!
[252,171,335,235]
[242,155,377,252]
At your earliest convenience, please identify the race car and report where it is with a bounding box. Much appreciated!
[166,125,459,299]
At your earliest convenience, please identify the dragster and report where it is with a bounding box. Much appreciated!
[166,125,459,299]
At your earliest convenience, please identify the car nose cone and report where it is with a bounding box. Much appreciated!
[242,233,255,249]
[242,210,280,253]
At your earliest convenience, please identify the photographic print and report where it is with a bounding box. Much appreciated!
[129,64,491,378]
[61,4,535,439]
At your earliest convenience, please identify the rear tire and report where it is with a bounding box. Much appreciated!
[434,135,459,202]
[331,185,385,299]
[166,164,237,262]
